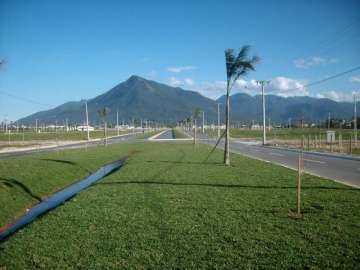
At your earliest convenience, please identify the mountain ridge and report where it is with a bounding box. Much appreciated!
[17,75,356,125]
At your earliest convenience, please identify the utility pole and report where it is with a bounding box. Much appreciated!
[202,111,205,134]
[85,100,90,141]
[4,116,8,133]
[35,119,38,133]
[256,80,270,145]
[354,93,358,145]
[116,109,119,136]
[217,103,221,137]
[328,112,331,130]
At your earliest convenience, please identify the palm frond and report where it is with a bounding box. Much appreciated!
[236,45,251,62]
[224,45,260,92]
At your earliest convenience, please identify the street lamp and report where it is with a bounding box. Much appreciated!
[354,92,358,145]
[256,80,270,145]
[217,103,221,137]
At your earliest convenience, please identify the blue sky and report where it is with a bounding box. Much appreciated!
[1,0,360,120]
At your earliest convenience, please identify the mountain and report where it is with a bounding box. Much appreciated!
[217,93,354,124]
[18,75,218,125]
[18,75,355,125]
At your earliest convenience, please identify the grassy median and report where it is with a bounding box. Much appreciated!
[0,142,359,269]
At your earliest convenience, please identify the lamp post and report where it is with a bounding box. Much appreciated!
[354,93,358,145]
[256,80,270,145]
[202,111,205,133]
[217,103,221,138]
[85,100,90,141]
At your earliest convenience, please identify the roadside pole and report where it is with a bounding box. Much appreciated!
[117,109,119,136]
[85,100,90,141]
[354,93,357,146]
[297,146,303,217]
[256,80,270,145]
[217,103,221,138]
[202,111,205,134]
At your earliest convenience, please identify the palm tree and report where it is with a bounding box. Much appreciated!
[224,46,260,165]
[193,108,201,145]
[97,107,111,146]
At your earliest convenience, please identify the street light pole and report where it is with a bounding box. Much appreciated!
[217,103,221,138]
[202,111,205,134]
[256,80,270,145]
[85,100,90,141]
[117,109,119,136]
[354,93,358,145]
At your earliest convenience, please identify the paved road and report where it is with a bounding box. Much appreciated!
[154,129,174,139]
[0,133,139,159]
[201,136,360,188]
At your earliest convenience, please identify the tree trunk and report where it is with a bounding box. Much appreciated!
[224,81,230,166]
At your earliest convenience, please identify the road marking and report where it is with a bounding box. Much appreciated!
[303,158,326,164]
[269,152,284,157]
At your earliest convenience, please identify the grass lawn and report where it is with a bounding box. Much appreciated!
[0,143,359,269]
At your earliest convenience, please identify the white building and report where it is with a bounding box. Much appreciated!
[76,125,94,131]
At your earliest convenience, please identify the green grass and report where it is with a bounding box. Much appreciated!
[0,145,133,227]
[0,130,129,142]
[0,143,359,269]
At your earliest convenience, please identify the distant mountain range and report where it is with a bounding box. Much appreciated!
[18,75,356,125]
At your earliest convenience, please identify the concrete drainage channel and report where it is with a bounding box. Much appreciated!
[149,129,192,141]
[0,158,126,242]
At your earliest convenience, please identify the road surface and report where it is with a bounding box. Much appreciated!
[201,136,360,188]
[0,133,138,159]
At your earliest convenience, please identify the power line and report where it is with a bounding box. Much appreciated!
[304,65,360,88]
[0,90,52,107]
[270,65,360,93]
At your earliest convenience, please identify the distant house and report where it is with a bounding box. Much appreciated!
[76,125,94,131]
[251,124,261,130]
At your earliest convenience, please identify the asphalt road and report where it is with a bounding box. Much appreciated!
[201,136,360,188]
[0,133,139,159]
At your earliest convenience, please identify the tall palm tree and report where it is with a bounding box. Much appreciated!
[224,46,260,165]
[193,108,201,145]
[98,107,111,146]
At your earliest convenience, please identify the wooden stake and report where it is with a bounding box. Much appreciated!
[297,151,302,216]
[297,137,303,217]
